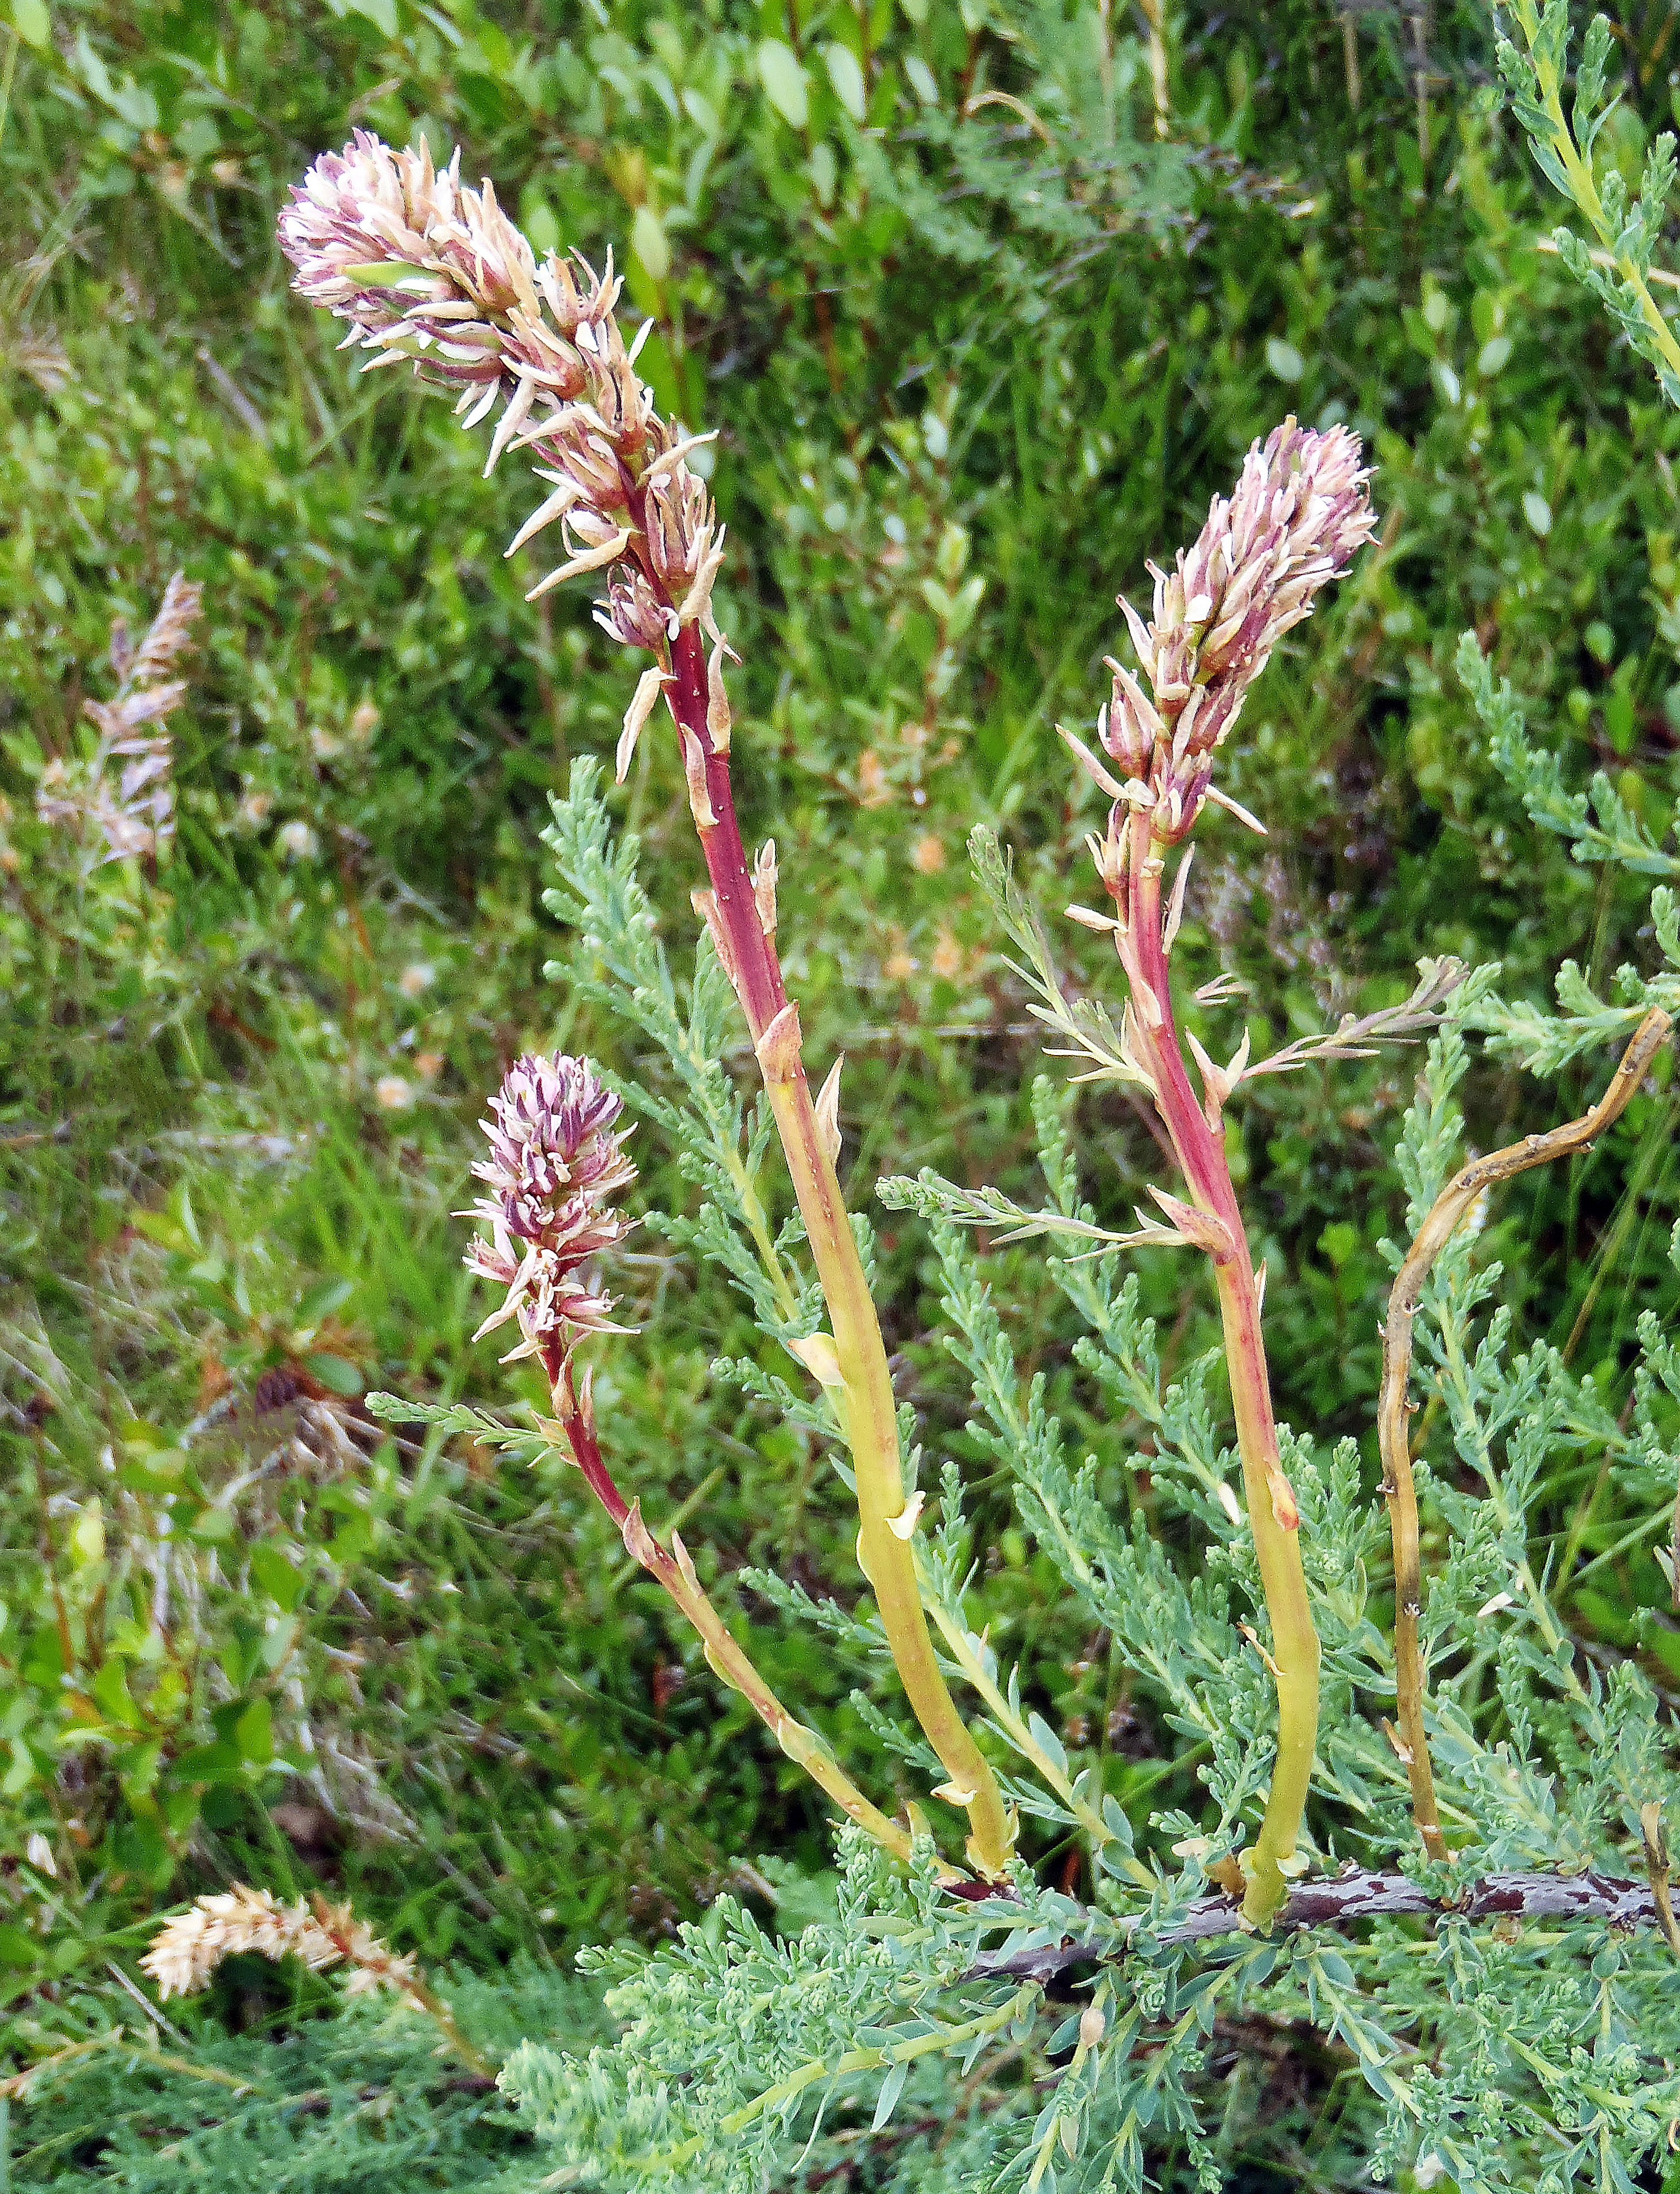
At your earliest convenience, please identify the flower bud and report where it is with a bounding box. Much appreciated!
[463,1053,636,1369]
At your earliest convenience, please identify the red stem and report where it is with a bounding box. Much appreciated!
[542,1357,629,1525]
[653,627,1013,1871]
[669,624,788,1039]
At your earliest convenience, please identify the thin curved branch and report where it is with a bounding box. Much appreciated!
[550,1363,920,1868]
[1380,1007,1673,1860]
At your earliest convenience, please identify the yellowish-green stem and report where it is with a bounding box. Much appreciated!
[666,619,1013,1875]
[554,1367,916,1866]
[762,1050,1013,1875]
[1120,832,1321,1924]
[1517,1,1680,390]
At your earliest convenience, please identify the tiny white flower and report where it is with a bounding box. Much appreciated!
[398,961,436,998]
[277,820,320,860]
[375,1076,414,1111]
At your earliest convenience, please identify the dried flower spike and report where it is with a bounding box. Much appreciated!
[1093,418,1376,845]
[279,133,724,646]
[141,1882,420,2004]
[463,1051,636,1373]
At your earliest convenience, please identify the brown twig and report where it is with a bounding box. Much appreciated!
[969,1865,1671,1982]
[1380,1007,1673,1861]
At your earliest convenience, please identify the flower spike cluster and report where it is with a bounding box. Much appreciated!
[463,1052,636,1374]
[278,133,724,666]
[1073,418,1376,852]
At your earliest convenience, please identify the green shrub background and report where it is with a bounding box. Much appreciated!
[2,0,1679,2183]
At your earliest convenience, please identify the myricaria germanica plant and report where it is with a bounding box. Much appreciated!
[290,135,1680,2193]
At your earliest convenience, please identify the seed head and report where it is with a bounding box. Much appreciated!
[1096,418,1376,844]
[280,133,724,643]
[124,570,203,694]
[142,1882,420,2005]
[464,1052,635,1369]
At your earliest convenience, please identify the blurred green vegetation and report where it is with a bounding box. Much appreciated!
[1,0,1679,2182]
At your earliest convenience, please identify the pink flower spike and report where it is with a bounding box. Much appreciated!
[462,1053,636,1371]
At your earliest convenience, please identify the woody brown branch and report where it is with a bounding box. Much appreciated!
[970,1866,1673,1982]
